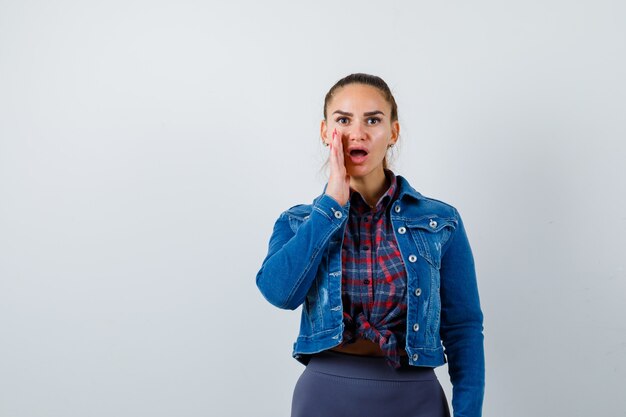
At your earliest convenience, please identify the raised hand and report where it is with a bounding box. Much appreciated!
[325,128,351,206]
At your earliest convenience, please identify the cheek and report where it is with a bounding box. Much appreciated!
[335,126,350,142]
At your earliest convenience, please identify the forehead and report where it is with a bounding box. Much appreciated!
[329,84,389,110]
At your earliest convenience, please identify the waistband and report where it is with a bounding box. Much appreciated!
[306,350,437,381]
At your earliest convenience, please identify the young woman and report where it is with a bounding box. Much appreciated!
[256,73,485,417]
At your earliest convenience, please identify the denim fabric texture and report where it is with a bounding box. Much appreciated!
[256,173,485,417]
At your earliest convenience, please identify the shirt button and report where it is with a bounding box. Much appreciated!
[414,288,422,296]
[429,219,437,228]
[398,226,406,234]
[413,323,420,332]
[394,205,401,213]
[363,279,370,285]
[334,210,343,219]
[412,353,419,361]
[408,254,417,262]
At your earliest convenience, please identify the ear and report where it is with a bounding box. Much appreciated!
[391,120,400,145]
[320,119,328,145]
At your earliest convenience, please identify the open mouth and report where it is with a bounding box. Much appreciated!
[349,149,368,157]
[348,148,369,164]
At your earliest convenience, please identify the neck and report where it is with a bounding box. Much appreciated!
[349,167,389,207]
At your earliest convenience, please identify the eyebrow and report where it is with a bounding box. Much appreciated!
[332,110,385,117]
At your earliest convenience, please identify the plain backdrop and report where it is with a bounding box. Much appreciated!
[1,1,625,416]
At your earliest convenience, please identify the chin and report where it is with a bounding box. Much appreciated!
[347,167,373,178]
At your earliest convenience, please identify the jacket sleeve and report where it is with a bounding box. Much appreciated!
[439,207,485,417]
[256,193,349,310]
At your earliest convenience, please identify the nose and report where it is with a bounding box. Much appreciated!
[346,123,367,141]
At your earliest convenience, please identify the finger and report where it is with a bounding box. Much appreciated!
[336,133,344,172]
[335,130,345,171]
[329,131,337,176]
[331,129,336,168]
[333,128,341,172]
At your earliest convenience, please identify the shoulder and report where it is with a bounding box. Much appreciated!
[280,188,335,220]
[281,202,313,220]
[415,193,459,218]
[396,174,460,219]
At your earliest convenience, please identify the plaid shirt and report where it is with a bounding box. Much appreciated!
[340,169,408,368]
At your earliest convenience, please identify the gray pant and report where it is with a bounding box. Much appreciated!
[291,351,451,417]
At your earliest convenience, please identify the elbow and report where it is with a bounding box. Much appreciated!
[281,298,303,311]
[261,291,301,311]
[256,269,302,310]
[440,316,484,348]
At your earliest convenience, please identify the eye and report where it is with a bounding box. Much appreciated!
[335,117,349,124]
[367,117,382,125]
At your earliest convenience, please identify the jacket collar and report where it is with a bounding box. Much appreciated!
[317,170,424,205]
[395,174,424,202]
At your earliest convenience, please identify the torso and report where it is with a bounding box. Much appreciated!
[334,170,408,361]
[330,338,407,357]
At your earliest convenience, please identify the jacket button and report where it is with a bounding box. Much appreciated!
[414,288,422,296]
[412,353,419,361]
[394,205,401,213]
[334,210,343,219]
[429,219,437,228]
[408,254,417,262]
[413,323,419,331]
[398,226,406,234]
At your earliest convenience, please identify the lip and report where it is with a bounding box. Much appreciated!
[346,147,369,164]
[347,146,369,155]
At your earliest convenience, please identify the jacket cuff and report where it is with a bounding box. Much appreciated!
[312,193,350,224]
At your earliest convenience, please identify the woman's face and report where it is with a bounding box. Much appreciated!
[321,83,399,179]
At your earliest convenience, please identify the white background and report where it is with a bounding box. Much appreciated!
[1,1,625,416]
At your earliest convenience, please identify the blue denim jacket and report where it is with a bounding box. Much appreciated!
[256,174,485,417]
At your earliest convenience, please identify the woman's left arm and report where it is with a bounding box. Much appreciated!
[439,207,485,417]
